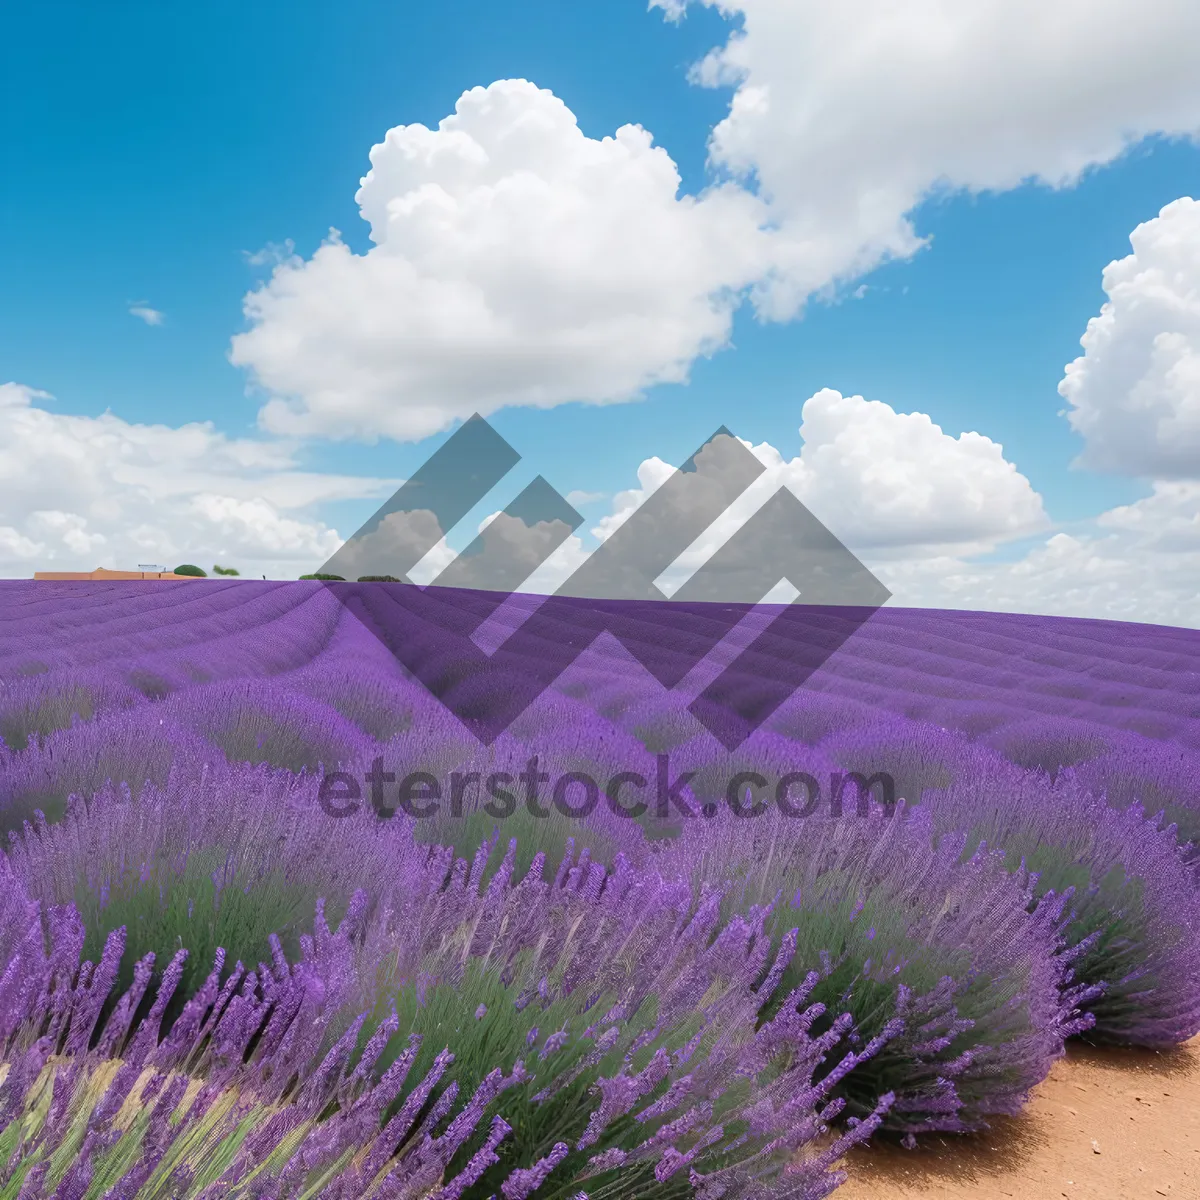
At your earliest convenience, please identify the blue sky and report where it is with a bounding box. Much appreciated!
[3,0,1199,624]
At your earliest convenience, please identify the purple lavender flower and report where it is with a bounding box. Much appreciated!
[5,760,420,1014]
[1073,737,1200,868]
[0,837,888,1198]
[927,762,1200,1046]
[652,802,1074,1137]
[4,578,1198,1191]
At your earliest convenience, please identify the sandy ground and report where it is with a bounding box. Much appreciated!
[837,1038,1200,1199]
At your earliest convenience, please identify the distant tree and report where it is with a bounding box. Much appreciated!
[299,573,345,581]
[357,575,402,582]
[173,564,207,577]
[212,564,240,576]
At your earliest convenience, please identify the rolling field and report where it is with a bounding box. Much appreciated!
[0,578,1196,1198]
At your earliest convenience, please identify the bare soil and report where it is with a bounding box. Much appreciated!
[837,1038,1200,1199]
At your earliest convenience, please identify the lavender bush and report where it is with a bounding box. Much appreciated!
[817,716,996,808]
[5,762,420,1012]
[1073,738,1200,867]
[650,804,1089,1137]
[819,719,1200,1044]
[0,839,892,1198]
[926,764,1200,1046]
[160,678,377,775]
[0,709,216,834]
[980,715,1112,781]
[409,731,652,879]
[0,667,144,753]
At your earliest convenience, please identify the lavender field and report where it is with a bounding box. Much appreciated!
[0,578,1197,1199]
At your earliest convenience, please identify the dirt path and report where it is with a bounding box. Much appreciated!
[837,1038,1200,1199]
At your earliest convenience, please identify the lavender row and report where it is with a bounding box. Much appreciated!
[0,766,898,1199]
[2,583,1198,754]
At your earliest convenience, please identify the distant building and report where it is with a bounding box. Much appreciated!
[32,567,203,581]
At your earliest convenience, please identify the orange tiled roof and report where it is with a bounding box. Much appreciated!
[32,567,204,581]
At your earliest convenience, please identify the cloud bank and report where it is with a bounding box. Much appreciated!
[232,1,1200,441]
[232,81,774,442]
[0,383,393,580]
[1060,196,1200,479]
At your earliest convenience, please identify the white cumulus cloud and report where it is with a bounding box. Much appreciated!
[1094,479,1200,551]
[591,389,1048,585]
[0,382,394,580]
[876,483,1200,630]
[232,79,774,443]
[1059,196,1200,479]
[228,6,1200,443]
[545,387,1200,627]
[656,0,1200,319]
